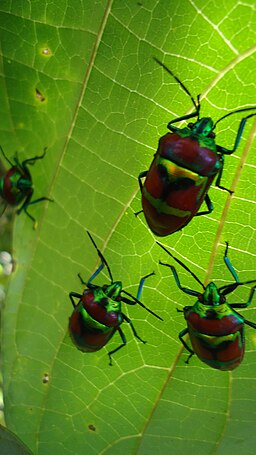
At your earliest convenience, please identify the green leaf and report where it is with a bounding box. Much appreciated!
[1,1,256,454]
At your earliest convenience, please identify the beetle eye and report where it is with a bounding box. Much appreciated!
[99,297,108,308]
[220,295,226,304]
[208,131,215,138]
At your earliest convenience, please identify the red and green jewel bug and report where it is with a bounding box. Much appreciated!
[157,241,256,371]
[137,58,256,236]
[0,146,53,228]
[69,231,162,365]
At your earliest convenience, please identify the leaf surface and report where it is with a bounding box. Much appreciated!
[1,1,256,454]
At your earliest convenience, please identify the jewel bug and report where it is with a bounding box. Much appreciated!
[137,59,256,236]
[69,231,162,365]
[0,146,53,228]
[157,241,256,370]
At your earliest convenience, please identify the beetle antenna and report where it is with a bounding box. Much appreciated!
[153,57,200,118]
[0,145,13,167]
[156,242,205,289]
[219,279,256,295]
[214,107,256,129]
[121,289,163,321]
[87,231,114,283]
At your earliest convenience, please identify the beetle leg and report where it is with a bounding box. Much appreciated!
[20,193,53,229]
[244,317,256,330]
[230,285,256,309]
[86,262,105,288]
[216,113,256,156]
[138,170,148,193]
[136,272,155,300]
[135,168,149,213]
[77,272,100,289]
[185,353,194,364]
[159,261,201,297]
[108,327,127,366]
[223,242,239,282]
[21,147,47,168]
[122,313,147,344]
[77,273,97,290]
[69,292,82,308]
[16,191,32,215]
[214,156,233,194]
[0,201,7,217]
[16,191,37,228]
[134,209,144,216]
[25,196,53,206]
[179,328,194,363]
[195,193,214,216]
[176,306,192,313]
[245,284,255,307]
[134,170,149,213]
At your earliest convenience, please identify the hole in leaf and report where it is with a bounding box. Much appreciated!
[35,88,45,102]
[42,373,49,384]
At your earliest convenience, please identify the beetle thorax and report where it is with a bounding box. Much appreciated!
[9,170,32,192]
[18,177,33,189]
[82,287,122,326]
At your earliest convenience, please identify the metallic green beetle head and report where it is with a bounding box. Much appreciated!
[189,117,215,138]
[200,282,225,306]
[103,281,122,301]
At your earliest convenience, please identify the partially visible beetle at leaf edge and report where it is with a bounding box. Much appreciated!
[0,146,53,229]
